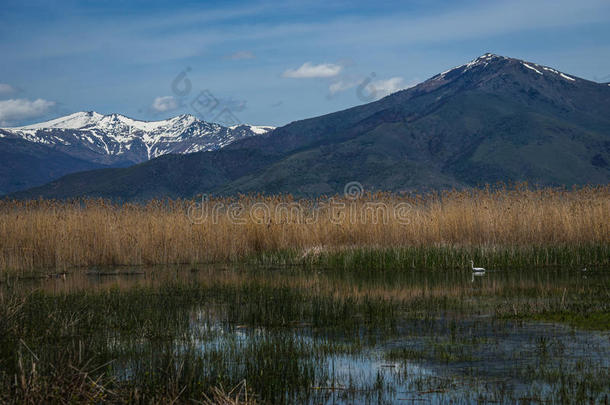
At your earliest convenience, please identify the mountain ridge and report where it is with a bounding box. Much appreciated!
[8,54,610,200]
[0,112,274,194]
[0,111,274,165]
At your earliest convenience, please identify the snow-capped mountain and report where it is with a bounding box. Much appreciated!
[0,112,274,165]
[5,54,610,199]
[431,53,579,83]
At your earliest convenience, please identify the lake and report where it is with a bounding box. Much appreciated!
[1,264,608,404]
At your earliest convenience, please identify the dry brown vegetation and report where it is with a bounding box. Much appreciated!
[0,185,608,272]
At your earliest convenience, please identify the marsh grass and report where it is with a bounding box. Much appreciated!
[1,264,609,403]
[0,274,404,403]
[1,185,608,274]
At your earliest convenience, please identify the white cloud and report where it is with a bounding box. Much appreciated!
[283,62,342,78]
[329,76,418,99]
[0,98,56,126]
[227,50,255,60]
[151,96,179,112]
[0,84,17,95]
[328,79,358,95]
[365,77,409,99]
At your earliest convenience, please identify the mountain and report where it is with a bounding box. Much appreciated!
[9,54,610,200]
[0,138,110,195]
[0,112,274,165]
[0,112,273,194]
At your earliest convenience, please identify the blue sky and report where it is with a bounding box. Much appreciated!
[1,0,610,127]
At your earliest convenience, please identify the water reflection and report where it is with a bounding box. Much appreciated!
[4,264,609,404]
[471,270,485,283]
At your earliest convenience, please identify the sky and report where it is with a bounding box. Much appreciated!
[1,0,610,127]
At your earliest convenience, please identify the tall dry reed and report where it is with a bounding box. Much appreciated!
[0,185,608,272]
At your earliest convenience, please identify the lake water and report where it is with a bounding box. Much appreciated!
[5,264,609,404]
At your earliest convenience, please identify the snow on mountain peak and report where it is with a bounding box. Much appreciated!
[434,53,507,80]
[11,111,205,134]
[520,62,577,82]
[522,62,543,75]
[98,113,173,133]
[14,111,105,130]
[432,53,581,84]
[1,112,273,164]
[229,124,275,134]
[471,53,504,64]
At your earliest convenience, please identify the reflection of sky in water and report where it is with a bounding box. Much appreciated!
[175,307,610,404]
[11,265,610,404]
[184,318,452,404]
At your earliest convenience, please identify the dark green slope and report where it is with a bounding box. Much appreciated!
[221,57,609,194]
[10,148,279,201]
[9,54,610,200]
[0,138,108,195]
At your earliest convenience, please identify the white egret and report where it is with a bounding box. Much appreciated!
[470,260,485,272]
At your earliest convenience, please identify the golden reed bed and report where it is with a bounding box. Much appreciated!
[0,185,608,272]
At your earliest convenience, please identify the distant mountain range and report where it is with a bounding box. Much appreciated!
[6,54,610,200]
[0,112,273,194]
